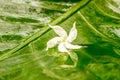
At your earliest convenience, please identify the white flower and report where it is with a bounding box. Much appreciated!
[46,22,82,53]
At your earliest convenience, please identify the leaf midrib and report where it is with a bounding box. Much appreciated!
[0,0,90,61]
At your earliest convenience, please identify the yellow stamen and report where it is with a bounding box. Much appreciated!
[62,38,66,42]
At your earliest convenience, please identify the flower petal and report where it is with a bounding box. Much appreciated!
[49,24,67,38]
[46,37,61,50]
[65,42,82,49]
[58,42,68,52]
[67,22,77,42]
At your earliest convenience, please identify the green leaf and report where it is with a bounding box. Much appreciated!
[0,0,120,80]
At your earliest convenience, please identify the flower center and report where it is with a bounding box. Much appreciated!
[62,38,66,42]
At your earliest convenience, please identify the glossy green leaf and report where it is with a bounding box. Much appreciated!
[0,0,120,80]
